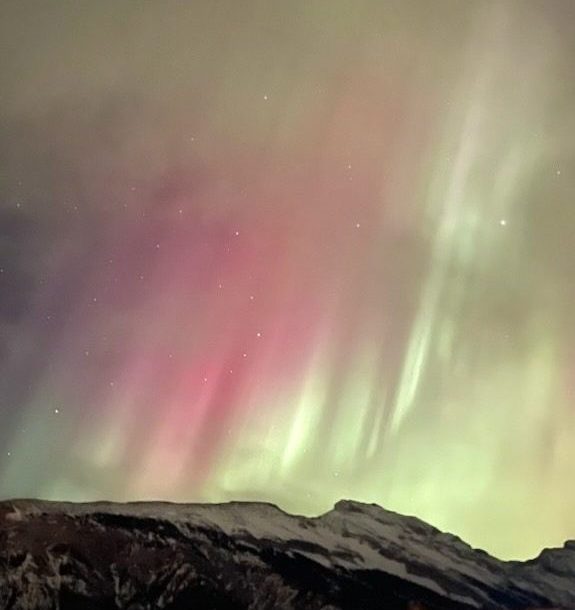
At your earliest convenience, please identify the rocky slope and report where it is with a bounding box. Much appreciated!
[0,499,573,609]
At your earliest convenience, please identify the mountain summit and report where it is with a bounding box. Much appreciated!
[0,499,573,609]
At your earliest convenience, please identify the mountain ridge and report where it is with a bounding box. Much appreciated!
[0,498,573,609]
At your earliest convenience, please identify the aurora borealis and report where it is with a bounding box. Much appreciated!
[1,0,574,561]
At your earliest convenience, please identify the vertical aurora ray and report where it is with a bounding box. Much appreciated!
[0,0,574,560]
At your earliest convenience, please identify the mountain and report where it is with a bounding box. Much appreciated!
[0,498,573,609]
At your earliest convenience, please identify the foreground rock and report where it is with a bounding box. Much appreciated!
[0,499,573,609]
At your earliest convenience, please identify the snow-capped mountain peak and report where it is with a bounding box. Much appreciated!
[0,499,573,609]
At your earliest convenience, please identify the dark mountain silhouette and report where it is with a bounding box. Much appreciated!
[0,499,573,609]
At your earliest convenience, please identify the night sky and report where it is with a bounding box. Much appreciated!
[1,1,574,560]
